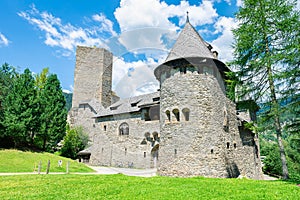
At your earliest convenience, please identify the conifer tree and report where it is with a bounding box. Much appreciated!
[231,0,300,179]
[3,68,39,147]
[0,63,18,147]
[38,74,67,150]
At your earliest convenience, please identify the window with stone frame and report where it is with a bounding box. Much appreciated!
[119,122,129,135]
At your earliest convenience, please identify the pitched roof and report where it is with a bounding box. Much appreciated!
[94,91,160,118]
[165,21,214,62]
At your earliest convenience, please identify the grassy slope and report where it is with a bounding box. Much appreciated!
[0,149,94,173]
[0,174,299,199]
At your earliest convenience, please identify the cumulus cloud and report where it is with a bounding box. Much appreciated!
[0,33,10,47]
[18,5,116,55]
[112,56,164,98]
[114,0,218,54]
[211,16,237,62]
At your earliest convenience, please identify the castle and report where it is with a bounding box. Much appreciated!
[69,18,263,179]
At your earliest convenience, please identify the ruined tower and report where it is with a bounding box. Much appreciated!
[72,46,113,108]
[155,19,262,178]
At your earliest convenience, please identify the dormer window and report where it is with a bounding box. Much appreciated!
[131,100,141,107]
[152,97,160,102]
[110,104,121,110]
[131,102,138,107]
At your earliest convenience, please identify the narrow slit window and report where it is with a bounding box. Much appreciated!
[227,142,230,149]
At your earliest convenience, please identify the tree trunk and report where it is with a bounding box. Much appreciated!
[262,10,289,178]
[266,59,289,180]
[43,138,47,151]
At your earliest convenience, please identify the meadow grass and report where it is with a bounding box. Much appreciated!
[0,174,299,199]
[0,149,94,173]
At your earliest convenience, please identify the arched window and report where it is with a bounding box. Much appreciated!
[166,110,171,122]
[152,132,160,142]
[172,109,180,122]
[144,132,151,142]
[119,122,129,135]
[182,108,190,121]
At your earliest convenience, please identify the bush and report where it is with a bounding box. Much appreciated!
[60,126,88,159]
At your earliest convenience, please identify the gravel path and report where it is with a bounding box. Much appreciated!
[0,167,278,180]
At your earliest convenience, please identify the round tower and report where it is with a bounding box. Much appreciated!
[154,19,233,177]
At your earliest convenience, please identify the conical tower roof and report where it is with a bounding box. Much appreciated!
[165,21,214,62]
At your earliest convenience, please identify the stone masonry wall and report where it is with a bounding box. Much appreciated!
[72,46,113,108]
[69,105,160,169]
[90,117,160,169]
[158,70,263,179]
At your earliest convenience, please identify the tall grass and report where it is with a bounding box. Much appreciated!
[0,149,94,173]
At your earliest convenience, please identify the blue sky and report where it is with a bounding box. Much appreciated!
[0,0,244,98]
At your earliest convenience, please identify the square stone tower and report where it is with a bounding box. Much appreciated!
[72,46,113,108]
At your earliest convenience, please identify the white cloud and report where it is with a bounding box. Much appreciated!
[236,0,243,7]
[112,56,164,98]
[114,0,218,55]
[0,33,10,47]
[211,16,237,62]
[18,5,116,56]
[92,13,117,37]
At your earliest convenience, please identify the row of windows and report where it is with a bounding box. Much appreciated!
[165,108,190,122]
[141,132,160,145]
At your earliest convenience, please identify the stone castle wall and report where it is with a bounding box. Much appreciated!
[70,105,160,169]
[91,117,160,168]
[158,70,263,178]
[72,46,113,108]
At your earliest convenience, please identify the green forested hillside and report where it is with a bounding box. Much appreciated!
[63,92,72,111]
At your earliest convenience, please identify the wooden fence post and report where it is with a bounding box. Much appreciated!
[66,161,70,174]
[38,161,42,174]
[46,160,50,174]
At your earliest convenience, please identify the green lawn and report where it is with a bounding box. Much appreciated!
[0,149,94,173]
[0,174,299,199]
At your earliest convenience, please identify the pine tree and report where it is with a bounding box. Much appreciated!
[2,68,39,147]
[38,74,67,151]
[231,0,300,179]
[0,63,18,147]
